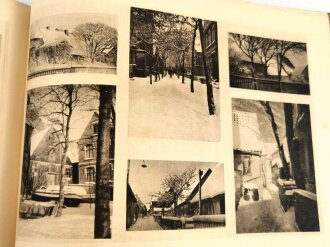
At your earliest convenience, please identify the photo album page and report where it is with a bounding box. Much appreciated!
[15,0,330,246]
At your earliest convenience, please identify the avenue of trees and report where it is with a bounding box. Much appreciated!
[24,84,116,238]
[130,7,216,115]
[229,33,307,85]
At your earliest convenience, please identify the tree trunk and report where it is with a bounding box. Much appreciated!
[154,57,158,82]
[149,55,153,85]
[182,52,185,84]
[56,93,73,217]
[56,145,69,217]
[250,57,255,78]
[263,65,268,79]
[275,42,283,92]
[22,124,33,197]
[94,85,113,238]
[260,101,289,169]
[198,19,215,115]
[191,22,197,93]
[284,103,305,188]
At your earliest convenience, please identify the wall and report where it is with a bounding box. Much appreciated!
[0,1,30,246]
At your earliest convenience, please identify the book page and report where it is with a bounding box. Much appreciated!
[15,0,330,246]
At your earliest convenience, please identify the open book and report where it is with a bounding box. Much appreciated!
[1,0,330,246]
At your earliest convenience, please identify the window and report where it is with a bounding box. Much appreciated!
[84,144,94,159]
[48,133,55,146]
[92,122,98,135]
[65,167,72,178]
[86,166,95,182]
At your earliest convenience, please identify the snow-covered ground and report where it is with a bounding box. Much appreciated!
[17,202,112,239]
[129,75,220,142]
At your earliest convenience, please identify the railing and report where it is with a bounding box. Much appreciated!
[28,66,117,80]
[156,215,226,229]
[192,215,226,228]
[159,216,182,230]
[230,74,310,95]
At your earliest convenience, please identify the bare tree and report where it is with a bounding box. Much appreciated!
[260,101,290,175]
[153,168,196,216]
[73,22,117,63]
[230,34,260,78]
[30,85,96,216]
[274,41,306,91]
[94,85,116,238]
[255,38,276,79]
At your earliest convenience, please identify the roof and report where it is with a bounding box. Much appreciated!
[177,163,225,205]
[69,111,98,141]
[190,164,225,203]
[233,110,262,154]
[31,26,86,57]
[30,127,52,155]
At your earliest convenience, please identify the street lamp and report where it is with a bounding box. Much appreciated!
[141,160,148,168]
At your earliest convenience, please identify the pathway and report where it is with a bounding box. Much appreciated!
[129,75,220,142]
[236,188,298,233]
[128,215,163,231]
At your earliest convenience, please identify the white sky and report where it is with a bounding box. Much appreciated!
[128,160,223,205]
[31,12,117,37]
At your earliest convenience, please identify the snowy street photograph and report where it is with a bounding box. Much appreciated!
[18,84,116,239]
[28,13,118,80]
[229,33,309,95]
[129,7,220,142]
[126,160,225,231]
[232,98,319,233]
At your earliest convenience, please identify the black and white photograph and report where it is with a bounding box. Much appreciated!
[127,160,225,231]
[232,98,319,233]
[129,7,220,142]
[28,13,118,80]
[229,33,310,95]
[17,84,116,239]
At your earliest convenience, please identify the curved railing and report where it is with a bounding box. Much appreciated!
[28,66,117,80]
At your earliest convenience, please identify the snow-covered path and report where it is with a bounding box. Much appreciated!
[128,215,163,231]
[129,75,220,142]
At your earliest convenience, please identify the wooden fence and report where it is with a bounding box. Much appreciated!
[154,214,226,229]
[230,74,310,95]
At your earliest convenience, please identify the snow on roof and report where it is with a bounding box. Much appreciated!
[69,111,97,141]
[30,112,96,160]
[233,110,262,154]
[177,164,225,206]
[32,26,86,57]
[190,164,225,203]
[30,127,51,155]
[292,64,308,77]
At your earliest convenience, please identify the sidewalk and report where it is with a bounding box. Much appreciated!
[129,75,220,142]
[128,215,163,231]
[236,189,298,233]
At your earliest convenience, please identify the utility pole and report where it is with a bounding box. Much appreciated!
[198,169,203,215]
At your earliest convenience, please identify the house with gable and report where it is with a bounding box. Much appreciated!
[76,111,115,191]
[232,110,263,180]
[29,26,87,68]
[28,118,77,191]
